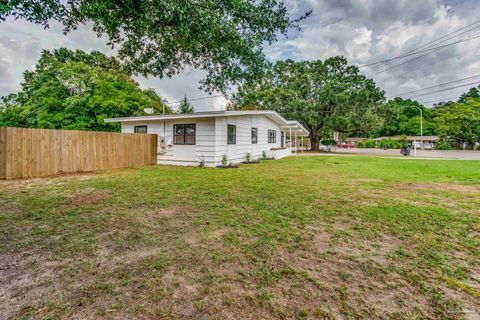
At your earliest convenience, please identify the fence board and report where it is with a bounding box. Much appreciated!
[0,128,6,179]
[0,127,157,179]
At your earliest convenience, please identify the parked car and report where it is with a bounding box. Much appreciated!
[423,143,435,150]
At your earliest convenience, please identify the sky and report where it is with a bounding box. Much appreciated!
[1,0,479,112]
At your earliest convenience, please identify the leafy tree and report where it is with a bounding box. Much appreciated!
[0,48,171,131]
[458,86,480,103]
[436,99,480,149]
[378,98,436,137]
[0,94,28,127]
[232,57,385,150]
[178,95,194,114]
[1,1,310,92]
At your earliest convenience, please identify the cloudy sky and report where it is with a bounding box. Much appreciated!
[1,0,479,111]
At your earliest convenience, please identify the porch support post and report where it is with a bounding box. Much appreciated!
[301,136,304,153]
[289,128,292,149]
[295,130,297,155]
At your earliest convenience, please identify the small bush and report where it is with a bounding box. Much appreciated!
[379,139,403,149]
[396,135,408,148]
[244,152,251,162]
[435,140,454,150]
[321,139,336,146]
[221,154,228,166]
[357,140,376,148]
[198,155,205,167]
[261,151,268,160]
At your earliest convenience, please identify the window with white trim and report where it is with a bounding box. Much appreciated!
[134,125,147,133]
[251,127,258,144]
[174,124,196,145]
[227,125,236,144]
[268,129,276,143]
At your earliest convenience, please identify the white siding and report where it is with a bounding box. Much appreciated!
[214,115,285,165]
[120,114,289,167]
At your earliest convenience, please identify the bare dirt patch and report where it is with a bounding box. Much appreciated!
[0,172,97,192]
[68,188,110,207]
[0,250,64,320]
[155,205,194,218]
[412,183,480,193]
[313,231,331,252]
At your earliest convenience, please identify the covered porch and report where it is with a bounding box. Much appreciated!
[279,122,309,155]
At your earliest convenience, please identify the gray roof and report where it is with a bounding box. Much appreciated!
[105,110,309,135]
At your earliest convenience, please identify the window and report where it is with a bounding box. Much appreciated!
[134,125,147,133]
[227,125,236,144]
[174,124,196,145]
[268,129,276,143]
[251,127,258,144]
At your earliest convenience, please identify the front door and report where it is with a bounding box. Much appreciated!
[281,131,285,148]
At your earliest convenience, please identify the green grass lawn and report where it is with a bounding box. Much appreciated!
[1,156,479,319]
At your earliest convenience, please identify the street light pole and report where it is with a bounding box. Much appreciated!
[413,106,423,149]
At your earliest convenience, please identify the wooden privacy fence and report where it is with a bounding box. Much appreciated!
[0,127,157,179]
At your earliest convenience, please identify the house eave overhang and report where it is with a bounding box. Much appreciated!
[104,110,309,135]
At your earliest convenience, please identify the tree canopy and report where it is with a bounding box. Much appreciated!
[436,99,480,147]
[232,57,385,150]
[377,98,436,137]
[178,95,194,114]
[1,1,310,92]
[458,86,480,103]
[0,48,171,131]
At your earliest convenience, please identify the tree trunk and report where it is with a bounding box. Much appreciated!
[309,135,320,151]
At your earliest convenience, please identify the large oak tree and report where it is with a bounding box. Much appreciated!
[232,57,385,150]
[1,0,310,92]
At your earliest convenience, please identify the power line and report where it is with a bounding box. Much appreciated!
[398,47,479,79]
[360,19,480,69]
[419,97,458,104]
[366,25,480,72]
[387,74,480,98]
[401,20,480,55]
[369,45,447,73]
[405,81,480,99]
[165,94,225,105]
[366,32,480,74]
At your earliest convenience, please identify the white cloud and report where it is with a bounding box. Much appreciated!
[345,27,373,63]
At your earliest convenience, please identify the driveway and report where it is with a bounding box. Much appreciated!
[302,148,480,160]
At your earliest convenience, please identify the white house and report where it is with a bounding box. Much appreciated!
[105,110,309,167]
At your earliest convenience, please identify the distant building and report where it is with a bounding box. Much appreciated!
[373,136,438,149]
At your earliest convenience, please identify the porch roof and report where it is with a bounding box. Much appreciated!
[281,121,309,136]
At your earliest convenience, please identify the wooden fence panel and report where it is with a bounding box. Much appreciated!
[0,127,157,179]
[0,127,6,179]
